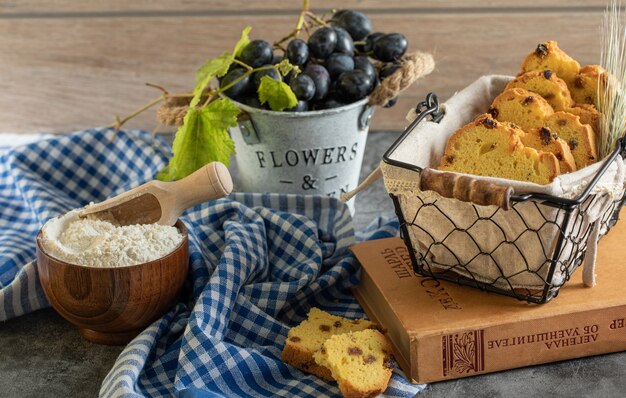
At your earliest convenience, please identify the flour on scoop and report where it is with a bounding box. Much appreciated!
[41,210,184,267]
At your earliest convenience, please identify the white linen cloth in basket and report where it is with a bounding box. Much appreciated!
[382,75,626,292]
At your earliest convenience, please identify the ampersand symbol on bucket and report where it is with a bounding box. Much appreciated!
[302,175,318,190]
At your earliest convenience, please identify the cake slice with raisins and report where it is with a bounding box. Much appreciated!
[438,114,560,184]
[281,308,379,381]
[313,329,393,398]
[490,87,555,131]
[506,70,575,111]
[568,103,601,134]
[518,41,581,88]
[545,112,598,168]
[570,65,606,106]
[517,127,577,173]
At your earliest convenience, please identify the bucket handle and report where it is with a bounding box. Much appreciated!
[237,111,261,145]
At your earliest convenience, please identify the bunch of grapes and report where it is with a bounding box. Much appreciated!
[219,9,408,112]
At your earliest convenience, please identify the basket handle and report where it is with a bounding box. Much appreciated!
[419,168,513,210]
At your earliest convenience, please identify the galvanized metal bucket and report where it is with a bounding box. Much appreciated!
[229,98,375,210]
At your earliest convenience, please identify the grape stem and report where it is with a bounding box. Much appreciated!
[145,82,169,95]
[110,92,194,135]
[110,59,279,133]
[232,58,253,71]
[304,11,328,27]
[273,0,311,47]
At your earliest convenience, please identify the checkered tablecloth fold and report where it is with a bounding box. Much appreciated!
[0,129,424,397]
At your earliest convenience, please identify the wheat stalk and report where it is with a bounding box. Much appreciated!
[599,1,626,158]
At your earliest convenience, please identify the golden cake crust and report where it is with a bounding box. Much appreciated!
[281,308,378,382]
[438,114,560,184]
[506,70,575,111]
[570,65,606,106]
[568,103,601,134]
[490,87,555,132]
[314,329,393,398]
[517,127,577,173]
[518,41,581,87]
[545,112,598,168]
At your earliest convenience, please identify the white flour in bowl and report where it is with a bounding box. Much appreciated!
[41,210,184,267]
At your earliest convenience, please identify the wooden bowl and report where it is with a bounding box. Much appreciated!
[35,220,189,345]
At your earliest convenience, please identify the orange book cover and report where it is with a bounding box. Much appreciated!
[351,217,626,384]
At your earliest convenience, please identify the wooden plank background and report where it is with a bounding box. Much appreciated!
[0,1,611,133]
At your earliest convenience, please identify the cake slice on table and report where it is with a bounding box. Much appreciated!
[506,70,575,111]
[281,308,379,381]
[313,329,393,398]
[438,114,560,185]
[518,41,581,88]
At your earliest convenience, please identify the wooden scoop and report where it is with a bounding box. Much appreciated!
[79,162,233,226]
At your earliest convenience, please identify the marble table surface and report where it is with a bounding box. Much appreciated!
[0,131,624,397]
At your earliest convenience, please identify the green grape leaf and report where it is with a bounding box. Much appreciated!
[276,59,300,77]
[258,76,298,111]
[192,52,234,107]
[233,26,252,58]
[157,98,239,181]
[190,27,252,107]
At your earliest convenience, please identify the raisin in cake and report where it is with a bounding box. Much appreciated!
[517,127,577,173]
[281,308,378,381]
[438,114,560,184]
[313,329,393,398]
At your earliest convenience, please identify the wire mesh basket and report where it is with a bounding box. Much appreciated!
[383,93,626,304]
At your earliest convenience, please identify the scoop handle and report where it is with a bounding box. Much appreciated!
[170,162,233,211]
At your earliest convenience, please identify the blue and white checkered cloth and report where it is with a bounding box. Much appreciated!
[0,129,424,397]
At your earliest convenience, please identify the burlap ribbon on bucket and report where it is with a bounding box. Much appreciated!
[155,51,435,126]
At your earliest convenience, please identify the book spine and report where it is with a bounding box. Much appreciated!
[415,305,626,383]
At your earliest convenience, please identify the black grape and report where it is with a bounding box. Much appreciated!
[283,70,297,85]
[285,100,309,112]
[333,27,355,56]
[313,97,346,110]
[289,74,316,101]
[223,63,243,79]
[379,63,401,80]
[240,95,265,109]
[373,33,408,62]
[325,53,354,80]
[253,66,281,90]
[332,10,372,41]
[304,64,331,100]
[357,32,385,54]
[271,52,283,65]
[286,39,309,66]
[308,27,338,59]
[220,68,251,99]
[336,70,374,102]
[384,97,398,108]
[332,9,349,19]
[239,40,273,68]
[353,56,376,82]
